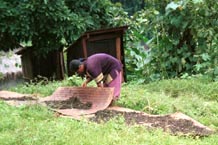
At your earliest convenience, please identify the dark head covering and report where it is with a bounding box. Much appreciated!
[69,59,82,72]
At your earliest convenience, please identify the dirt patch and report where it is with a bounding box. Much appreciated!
[1,95,37,101]
[0,90,38,106]
[90,110,213,136]
[44,97,92,109]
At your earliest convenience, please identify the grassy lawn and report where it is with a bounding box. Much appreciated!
[1,76,218,145]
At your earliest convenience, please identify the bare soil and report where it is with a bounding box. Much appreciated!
[90,110,213,136]
[44,97,92,109]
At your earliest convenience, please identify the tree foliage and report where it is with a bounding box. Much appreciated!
[111,0,145,15]
[1,0,217,81]
[151,0,218,81]
[0,0,119,55]
[123,0,218,82]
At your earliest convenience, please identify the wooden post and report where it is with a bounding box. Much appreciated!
[116,37,121,61]
[115,37,125,82]
[82,37,88,58]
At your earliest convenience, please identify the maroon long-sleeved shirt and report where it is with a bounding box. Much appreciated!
[83,53,122,83]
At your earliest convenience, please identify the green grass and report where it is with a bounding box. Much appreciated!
[1,76,218,145]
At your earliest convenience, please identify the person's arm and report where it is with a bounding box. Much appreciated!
[82,77,92,87]
[97,81,104,88]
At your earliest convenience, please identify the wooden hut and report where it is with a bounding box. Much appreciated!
[15,47,65,80]
[66,26,128,81]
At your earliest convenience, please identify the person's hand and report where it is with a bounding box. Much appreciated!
[97,82,104,88]
[82,78,91,87]
[82,82,87,87]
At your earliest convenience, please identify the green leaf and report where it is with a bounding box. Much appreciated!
[44,0,48,4]
[214,67,218,75]
[166,2,181,11]
[193,0,203,4]
[201,53,210,61]
[195,64,203,71]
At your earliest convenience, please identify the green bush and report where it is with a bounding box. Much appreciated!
[122,0,218,82]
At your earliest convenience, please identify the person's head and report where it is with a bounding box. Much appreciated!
[69,59,85,74]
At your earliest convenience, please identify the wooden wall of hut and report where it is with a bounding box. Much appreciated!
[16,47,65,81]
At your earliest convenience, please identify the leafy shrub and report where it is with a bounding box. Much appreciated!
[122,0,218,82]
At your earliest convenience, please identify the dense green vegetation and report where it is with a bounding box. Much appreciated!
[0,0,121,55]
[1,0,217,81]
[121,0,218,82]
[1,1,218,144]
[0,76,218,144]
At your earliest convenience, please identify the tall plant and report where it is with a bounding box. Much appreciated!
[152,0,218,80]
[126,0,218,82]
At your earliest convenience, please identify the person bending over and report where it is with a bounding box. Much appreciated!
[69,53,122,102]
